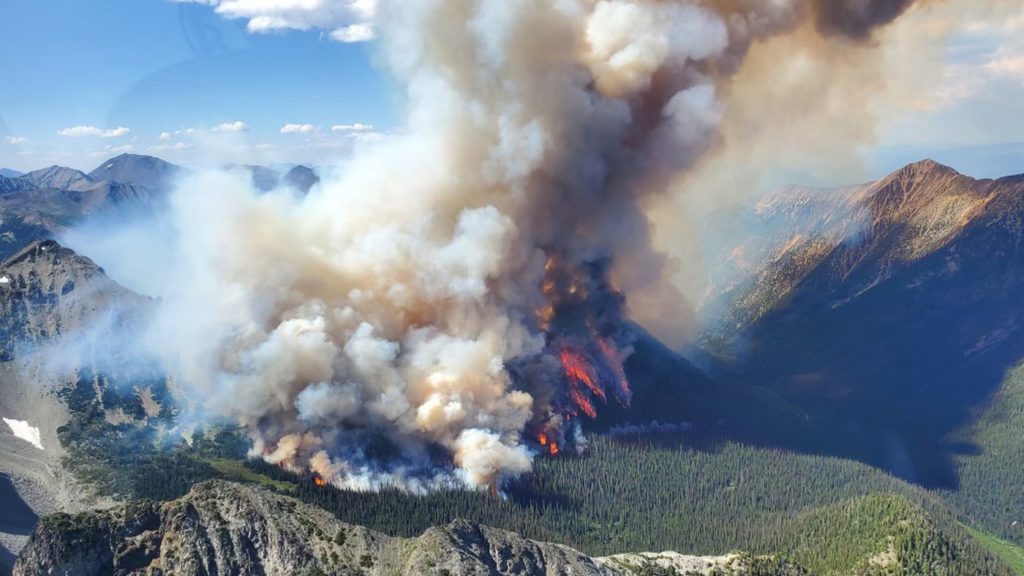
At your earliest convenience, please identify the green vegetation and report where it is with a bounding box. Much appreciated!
[940,363,1024,548]
[242,435,1013,575]
[208,458,296,493]
[54,368,1018,575]
[57,371,247,501]
[962,525,1024,575]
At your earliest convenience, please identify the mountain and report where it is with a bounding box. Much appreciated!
[16,167,92,192]
[4,161,1024,575]
[283,164,320,193]
[0,241,146,573]
[0,169,22,179]
[13,481,615,576]
[700,159,1024,542]
[0,175,16,194]
[87,154,181,191]
[0,240,143,360]
[0,155,178,261]
[228,164,280,192]
[16,480,968,576]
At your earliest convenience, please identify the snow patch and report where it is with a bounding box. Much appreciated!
[3,418,43,450]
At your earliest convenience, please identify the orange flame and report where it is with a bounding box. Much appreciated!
[561,348,607,401]
[549,441,559,456]
[539,433,548,446]
[313,476,326,487]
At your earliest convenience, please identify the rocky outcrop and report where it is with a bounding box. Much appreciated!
[15,480,802,576]
[0,240,145,360]
[13,481,617,576]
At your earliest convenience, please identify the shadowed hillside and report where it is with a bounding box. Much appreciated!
[703,160,1024,491]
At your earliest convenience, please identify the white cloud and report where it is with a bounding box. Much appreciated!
[150,141,196,152]
[911,8,1024,111]
[159,132,173,141]
[57,125,132,138]
[331,23,375,43]
[3,136,28,145]
[281,123,317,134]
[171,0,376,42]
[213,121,250,133]
[986,54,1024,81]
[331,123,375,132]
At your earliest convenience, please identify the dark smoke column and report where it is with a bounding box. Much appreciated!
[813,0,922,39]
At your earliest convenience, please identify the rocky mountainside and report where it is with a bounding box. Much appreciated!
[16,167,93,192]
[13,480,799,576]
[701,160,1024,487]
[0,169,22,179]
[0,241,144,361]
[0,241,140,572]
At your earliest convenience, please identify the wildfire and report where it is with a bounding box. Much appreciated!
[537,432,560,456]
[313,475,326,487]
[561,348,607,401]
[534,251,634,454]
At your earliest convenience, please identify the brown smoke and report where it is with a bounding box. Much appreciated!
[90,0,944,491]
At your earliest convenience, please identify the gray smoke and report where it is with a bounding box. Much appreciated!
[68,0,926,491]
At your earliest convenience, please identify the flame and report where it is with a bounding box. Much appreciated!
[561,348,607,401]
[313,475,326,487]
[537,432,559,456]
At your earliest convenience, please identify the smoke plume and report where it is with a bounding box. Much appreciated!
[75,0,928,490]
[813,0,922,39]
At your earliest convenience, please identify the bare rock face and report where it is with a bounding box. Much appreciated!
[407,521,616,576]
[0,240,143,360]
[13,481,622,576]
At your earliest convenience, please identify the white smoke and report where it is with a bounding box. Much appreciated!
[71,0,926,490]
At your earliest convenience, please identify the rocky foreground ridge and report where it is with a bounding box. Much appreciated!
[13,480,796,576]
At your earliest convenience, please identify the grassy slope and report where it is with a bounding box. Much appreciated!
[208,458,296,494]
[962,525,1024,575]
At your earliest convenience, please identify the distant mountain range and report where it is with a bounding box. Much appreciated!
[0,169,23,179]
[0,154,321,262]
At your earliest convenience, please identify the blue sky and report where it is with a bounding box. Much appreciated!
[0,1,1021,179]
[0,0,394,171]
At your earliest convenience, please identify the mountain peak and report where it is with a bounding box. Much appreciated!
[0,168,22,178]
[891,158,961,179]
[88,154,182,190]
[283,164,320,193]
[18,165,93,191]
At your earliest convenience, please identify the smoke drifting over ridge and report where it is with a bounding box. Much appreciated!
[81,0,926,490]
